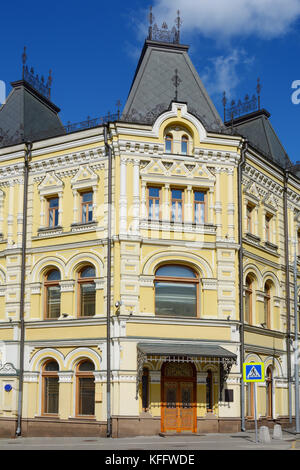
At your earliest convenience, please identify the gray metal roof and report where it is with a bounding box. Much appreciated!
[229,109,292,169]
[122,40,223,131]
[137,342,236,359]
[0,80,65,147]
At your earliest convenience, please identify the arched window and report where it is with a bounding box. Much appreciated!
[266,366,273,418]
[42,360,59,415]
[206,370,213,412]
[44,269,61,319]
[155,264,199,317]
[181,135,188,155]
[165,134,173,154]
[78,266,96,317]
[245,275,253,324]
[76,360,95,416]
[264,281,272,328]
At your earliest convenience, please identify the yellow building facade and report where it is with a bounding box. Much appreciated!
[0,25,299,437]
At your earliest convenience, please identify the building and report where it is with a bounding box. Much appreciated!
[0,15,300,438]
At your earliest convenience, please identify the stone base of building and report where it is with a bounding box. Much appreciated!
[0,417,107,438]
[0,415,294,438]
[245,416,294,431]
[111,414,242,437]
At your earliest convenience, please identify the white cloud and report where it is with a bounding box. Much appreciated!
[201,49,255,98]
[152,0,300,39]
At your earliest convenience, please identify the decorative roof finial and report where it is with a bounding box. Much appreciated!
[222,91,227,122]
[148,6,154,40]
[256,77,262,110]
[147,8,181,44]
[22,46,27,78]
[116,99,121,119]
[22,49,53,100]
[175,10,182,43]
[172,68,182,101]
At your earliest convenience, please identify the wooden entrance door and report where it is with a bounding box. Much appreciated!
[161,362,196,433]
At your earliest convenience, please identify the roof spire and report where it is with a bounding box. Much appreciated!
[175,10,182,43]
[148,6,154,40]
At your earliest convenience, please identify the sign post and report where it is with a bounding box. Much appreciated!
[243,362,265,443]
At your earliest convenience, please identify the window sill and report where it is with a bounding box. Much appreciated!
[141,219,216,234]
[71,221,97,233]
[37,226,63,237]
[264,241,278,251]
[71,415,96,421]
[245,232,261,243]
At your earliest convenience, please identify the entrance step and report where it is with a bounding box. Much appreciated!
[159,432,204,437]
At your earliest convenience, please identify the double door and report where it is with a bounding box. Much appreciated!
[162,380,196,433]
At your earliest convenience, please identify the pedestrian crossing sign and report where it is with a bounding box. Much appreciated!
[243,362,265,382]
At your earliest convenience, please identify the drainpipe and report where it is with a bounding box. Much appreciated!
[16,141,31,436]
[238,138,248,431]
[104,124,112,437]
[284,171,292,423]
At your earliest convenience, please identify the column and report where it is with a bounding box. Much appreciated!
[215,168,222,239]
[163,184,170,222]
[7,182,14,245]
[227,168,235,240]
[40,196,45,227]
[141,181,147,220]
[72,189,78,224]
[132,159,140,235]
[186,185,193,224]
[209,188,214,225]
[17,180,24,246]
[58,191,63,227]
[58,372,73,419]
[0,190,4,236]
[120,158,127,235]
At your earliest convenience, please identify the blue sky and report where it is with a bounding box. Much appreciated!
[1,0,300,163]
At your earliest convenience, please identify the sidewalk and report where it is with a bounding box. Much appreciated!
[0,430,298,450]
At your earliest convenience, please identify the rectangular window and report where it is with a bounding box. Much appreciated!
[246,205,253,233]
[155,282,197,317]
[171,189,183,222]
[80,283,96,317]
[44,377,59,414]
[148,187,161,220]
[265,214,272,242]
[46,285,61,318]
[81,191,93,223]
[194,191,206,224]
[48,197,59,227]
[78,378,95,415]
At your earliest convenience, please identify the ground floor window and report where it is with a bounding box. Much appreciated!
[76,360,95,416]
[42,360,59,415]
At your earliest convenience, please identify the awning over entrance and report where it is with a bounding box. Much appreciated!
[136,342,237,399]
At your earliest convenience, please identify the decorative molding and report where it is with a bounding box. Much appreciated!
[30,282,42,295]
[23,372,39,383]
[59,280,75,293]
[0,362,17,375]
[202,278,218,290]
[58,371,74,383]
[139,275,155,287]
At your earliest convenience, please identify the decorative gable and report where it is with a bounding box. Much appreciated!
[38,171,64,196]
[263,192,279,211]
[71,164,99,191]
